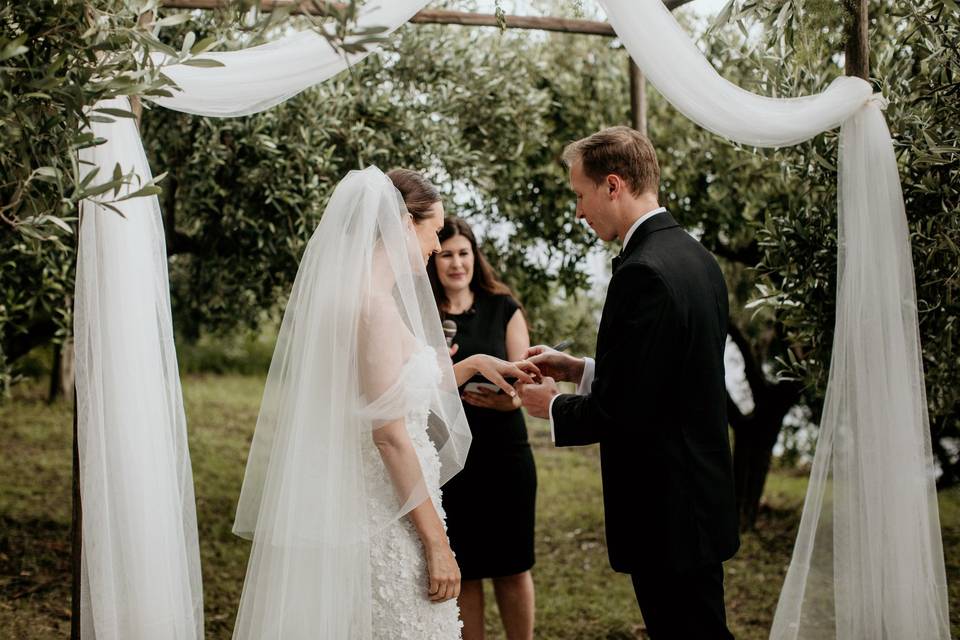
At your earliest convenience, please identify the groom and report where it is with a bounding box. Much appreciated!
[519,127,739,639]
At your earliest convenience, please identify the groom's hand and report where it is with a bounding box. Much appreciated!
[517,376,559,420]
[524,346,585,384]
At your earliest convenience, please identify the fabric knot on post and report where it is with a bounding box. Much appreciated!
[868,93,889,110]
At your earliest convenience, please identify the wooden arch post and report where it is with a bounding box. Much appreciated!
[844,0,870,80]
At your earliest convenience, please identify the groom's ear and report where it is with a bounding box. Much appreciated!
[606,174,624,199]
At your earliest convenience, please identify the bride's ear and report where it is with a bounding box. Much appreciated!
[405,212,415,229]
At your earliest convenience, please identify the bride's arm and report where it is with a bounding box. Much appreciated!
[359,287,460,603]
[371,420,460,603]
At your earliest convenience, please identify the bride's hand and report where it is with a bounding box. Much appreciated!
[425,540,461,603]
[469,354,540,396]
[452,354,539,393]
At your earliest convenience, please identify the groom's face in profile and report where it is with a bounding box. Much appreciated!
[570,161,618,242]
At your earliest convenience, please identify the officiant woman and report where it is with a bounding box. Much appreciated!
[427,216,537,640]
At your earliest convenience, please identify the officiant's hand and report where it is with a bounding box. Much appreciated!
[516,376,559,419]
[524,345,585,384]
[462,385,522,411]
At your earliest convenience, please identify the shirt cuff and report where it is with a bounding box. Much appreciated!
[548,394,559,444]
[577,357,596,395]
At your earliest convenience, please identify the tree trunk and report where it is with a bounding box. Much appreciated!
[49,342,63,403]
[733,428,775,529]
[731,397,797,529]
[5,317,56,363]
[628,58,648,136]
[47,336,75,404]
[727,321,803,530]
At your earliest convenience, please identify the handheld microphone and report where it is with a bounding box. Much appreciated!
[442,319,458,348]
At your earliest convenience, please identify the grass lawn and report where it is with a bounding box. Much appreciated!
[2,374,959,639]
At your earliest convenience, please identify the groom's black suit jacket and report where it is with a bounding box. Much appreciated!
[552,211,739,575]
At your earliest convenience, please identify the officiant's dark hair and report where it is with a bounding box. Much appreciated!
[427,217,521,315]
[562,126,660,197]
[387,168,441,221]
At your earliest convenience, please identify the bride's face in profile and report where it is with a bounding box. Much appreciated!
[411,201,445,264]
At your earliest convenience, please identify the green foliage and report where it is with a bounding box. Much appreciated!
[176,329,277,376]
[521,284,604,356]
[696,1,960,468]
[140,17,631,339]
[0,1,385,393]
[883,4,960,468]
[1,1,190,237]
[0,0,176,392]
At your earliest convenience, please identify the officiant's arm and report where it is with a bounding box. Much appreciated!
[551,264,676,447]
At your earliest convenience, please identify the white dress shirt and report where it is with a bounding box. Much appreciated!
[621,206,666,249]
[547,206,666,442]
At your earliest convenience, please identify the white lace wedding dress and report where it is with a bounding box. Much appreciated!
[362,345,463,639]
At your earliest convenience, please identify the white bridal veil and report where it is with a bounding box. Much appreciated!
[230,166,471,638]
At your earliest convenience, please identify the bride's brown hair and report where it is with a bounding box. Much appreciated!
[387,168,440,222]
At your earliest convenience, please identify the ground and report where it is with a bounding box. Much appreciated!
[1,375,958,639]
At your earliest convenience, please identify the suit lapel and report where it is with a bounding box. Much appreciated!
[614,211,680,272]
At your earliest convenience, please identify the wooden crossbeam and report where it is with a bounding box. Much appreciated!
[158,1,696,37]
[409,9,614,36]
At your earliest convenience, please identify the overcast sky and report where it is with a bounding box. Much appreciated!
[683,0,730,17]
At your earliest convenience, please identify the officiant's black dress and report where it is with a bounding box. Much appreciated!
[443,292,536,579]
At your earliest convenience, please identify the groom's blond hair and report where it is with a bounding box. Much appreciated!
[562,126,660,197]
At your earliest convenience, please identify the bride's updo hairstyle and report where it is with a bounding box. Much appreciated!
[387,168,441,222]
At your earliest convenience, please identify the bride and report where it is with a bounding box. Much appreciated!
[230,166,538,639]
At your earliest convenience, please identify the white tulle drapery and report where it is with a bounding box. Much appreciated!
[149,2,424,117]
[74,0,948,637]
[75,96,203,640]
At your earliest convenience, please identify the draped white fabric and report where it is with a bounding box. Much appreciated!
[599,1,949,636]
[767,104,951,640]
[74,0,948,637]
[75,97,203,640]
[149,3,423,117]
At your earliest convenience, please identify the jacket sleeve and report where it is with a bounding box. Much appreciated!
[552,263,678,447]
